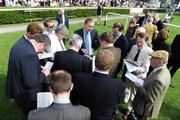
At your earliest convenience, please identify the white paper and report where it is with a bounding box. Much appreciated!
[40,53,54,60]
[45,61,54,71]
[92,56,95,73]
[124,59,139,72]
[37,92,54,108]
[125,72,144,86]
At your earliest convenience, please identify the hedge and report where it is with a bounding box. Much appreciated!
[0,8,130,24]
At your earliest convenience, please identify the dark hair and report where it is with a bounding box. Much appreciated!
[27,22,43,35]
[95,49,114,71]
[49,70,72,94]
[113,23,124,31]
[100,32,115,43]
[43,18,53,27]
[84,18,93,25]
[31,34,51,48]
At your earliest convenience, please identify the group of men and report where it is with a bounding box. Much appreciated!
[6,9,179,120]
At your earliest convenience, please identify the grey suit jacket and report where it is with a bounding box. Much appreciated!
[28,103,90,120]
[133,67,171,119]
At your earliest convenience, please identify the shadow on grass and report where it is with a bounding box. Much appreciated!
[0,73,25,120]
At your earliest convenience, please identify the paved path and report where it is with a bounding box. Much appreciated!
[0,16,126,34]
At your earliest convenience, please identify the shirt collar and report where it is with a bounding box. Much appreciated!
[94,68,109,75]
[53,98,70,104]
[30,40,38,53]
[153,65,166,73]
[105,44,114,48]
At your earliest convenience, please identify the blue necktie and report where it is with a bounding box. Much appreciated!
[85,32,93,56]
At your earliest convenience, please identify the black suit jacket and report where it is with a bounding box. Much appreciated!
[51,49,91,78]
[170,34,180,64]
[156,20,164,31]
[74,28,100,51]
[56,14,69,29]
[28,103,91,120]
[137,16,146,27]
[6,36,46,109]
[71,72,125,120]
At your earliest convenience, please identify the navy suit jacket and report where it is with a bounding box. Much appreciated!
[71,72,125,120]
[6,36,46,109]
[51,49,91,78]
[74,28,100,52]
[156,20,164,31]
[137,16,146,27]
[56,14,69,29]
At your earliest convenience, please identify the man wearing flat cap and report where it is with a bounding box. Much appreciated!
[130,50,171,120]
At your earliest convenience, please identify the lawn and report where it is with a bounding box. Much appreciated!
[0,15,180,120]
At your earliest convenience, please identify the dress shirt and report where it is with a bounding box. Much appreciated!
[54,98,70,104]
[94,68,109,75]
[84,30,93,56]
[62,15,65,25]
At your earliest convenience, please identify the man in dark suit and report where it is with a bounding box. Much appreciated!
[56,9,69,29]
[167,34,180,77]
[137,11,150,27]
[71,49,125,120]
[6,34,51,117]
[28,70,90,120]
[113,22,128,72]
[100,31,121,78]
[153,14,164,31]
[51,34,91,78]
[74,18,100,56]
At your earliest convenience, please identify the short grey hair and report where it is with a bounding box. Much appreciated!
[69,34,83,48]
[147,16,153,23]
[55,24,69,35]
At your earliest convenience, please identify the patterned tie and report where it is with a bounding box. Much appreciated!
[85,32,93,56]
[133,49,140,61]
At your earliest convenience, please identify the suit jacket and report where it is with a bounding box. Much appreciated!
[152,40,171,59]
[170,34,180,64]
[56,14,69,29]
[28,103,90,120]
[6,36,46,109]
[74,28,100,52]
[133,67,171,119]
[114,34,128,70]
[71,72,125,120]
[137,16,147,27]
[104,46,121,78]
[51,49,91,78]
[156,20,164,31]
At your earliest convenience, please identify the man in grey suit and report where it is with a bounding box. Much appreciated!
[100,31,121,78]
[131,50,171,120]
[28,70,90,120]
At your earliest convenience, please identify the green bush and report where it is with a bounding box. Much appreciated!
[0,8,129,25]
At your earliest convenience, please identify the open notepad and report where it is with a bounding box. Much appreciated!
[125,72,144,86]
[124,59,139,72]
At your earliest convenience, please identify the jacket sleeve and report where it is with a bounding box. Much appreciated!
[20,54,46,89]
[144,80,165,117]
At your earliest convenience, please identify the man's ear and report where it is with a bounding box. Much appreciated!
[69,83,74,92]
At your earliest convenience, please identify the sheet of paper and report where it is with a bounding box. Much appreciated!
[40,53,54,60]
[37,92,54,108]
[45,61,54,71]
[92,56,95,73]
[125,72,144,86]
[124,59,139,72]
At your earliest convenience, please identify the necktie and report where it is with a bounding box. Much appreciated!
[85,32,93,56]
[133,49,140,61]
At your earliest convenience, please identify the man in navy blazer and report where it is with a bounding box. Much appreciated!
[74,18,100,56]
[56,9,69,29]
[71,49,125,120]
[51,34,91,78]
[137,11,150,27]
[6,34,51,117]
[153,14,164,31]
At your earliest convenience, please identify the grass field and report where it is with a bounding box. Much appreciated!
[0,15,180,120]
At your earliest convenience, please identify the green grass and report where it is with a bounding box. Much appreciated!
[0,15,180,120]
